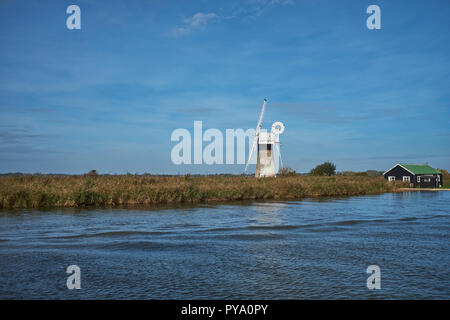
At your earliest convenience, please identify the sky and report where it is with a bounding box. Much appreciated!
[0,0,449,174]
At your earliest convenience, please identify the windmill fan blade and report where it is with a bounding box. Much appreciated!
[255,99,267,135]
[275,143,283,169]
[244,99,267,173]
[244,136,258,173]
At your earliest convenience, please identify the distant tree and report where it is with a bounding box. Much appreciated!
[310,162,336,176]
[279,167,297,177]
[85,170,98,177]
[437,169,449,186]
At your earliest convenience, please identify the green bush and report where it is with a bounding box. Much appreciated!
[310,162,336,176]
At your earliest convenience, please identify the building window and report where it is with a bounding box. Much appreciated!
[388,176,395,182]
[437,175,440,182]
[424,178,431,182]
[403,176,410,182]
[417,176,420,182]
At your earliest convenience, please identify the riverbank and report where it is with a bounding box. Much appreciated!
[396,188,450,192]
[0,175,403,209]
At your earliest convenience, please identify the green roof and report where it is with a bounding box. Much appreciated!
[399,164,440,175]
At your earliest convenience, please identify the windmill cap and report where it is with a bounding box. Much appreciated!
[264,98,267,101]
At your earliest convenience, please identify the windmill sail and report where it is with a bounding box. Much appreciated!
[244,99,267,173]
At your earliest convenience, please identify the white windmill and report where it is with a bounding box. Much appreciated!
[244,99,285,178]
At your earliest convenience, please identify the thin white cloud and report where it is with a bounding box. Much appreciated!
[172,12,218,36]
[172,1,294,35]
[220,0,294,20]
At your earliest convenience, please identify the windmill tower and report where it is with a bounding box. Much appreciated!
[244,99,285,178]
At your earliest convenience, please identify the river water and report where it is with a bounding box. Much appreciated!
[0,191,448,299]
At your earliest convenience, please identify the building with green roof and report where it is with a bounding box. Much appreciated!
[383,163,443,188]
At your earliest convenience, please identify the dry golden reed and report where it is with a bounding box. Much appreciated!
[0,175,402,209]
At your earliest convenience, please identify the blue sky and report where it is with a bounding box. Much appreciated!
[0,0,449,174]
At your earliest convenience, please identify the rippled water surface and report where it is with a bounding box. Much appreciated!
[0,192,449,299]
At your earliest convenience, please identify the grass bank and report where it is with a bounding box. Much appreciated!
[0,175,402,209]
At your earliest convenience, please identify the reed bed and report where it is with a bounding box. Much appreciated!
[0,175,402,209]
